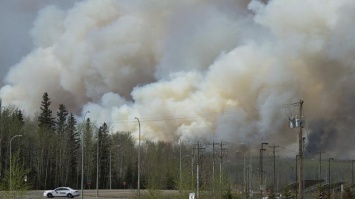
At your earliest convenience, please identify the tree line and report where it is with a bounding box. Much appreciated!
[0,92,233,198]
[8,92,355,198]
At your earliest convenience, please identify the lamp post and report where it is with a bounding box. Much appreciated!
[110,145,120,189]
[10,134,22,192]
[81,111,90,199]
[134,117,141,199]
[260,142,268,197]
[328,158,334,197]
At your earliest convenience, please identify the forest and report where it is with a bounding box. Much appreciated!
[1,92,355,199]
[0,92,234,196]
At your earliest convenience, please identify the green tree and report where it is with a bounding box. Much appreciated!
[66,113,79,186]
[56,104,68,135]
[38,92,55,131]
[37,92,56,189]
[54,104,69,186]
[82,118,95,188]
[0,151,31,199]
[98,123,111,189]
[111,131,135,189]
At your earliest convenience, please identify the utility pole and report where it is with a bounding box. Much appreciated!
[209,141,218,199]
[270,145,279,193]
[288,100,304,199]
[219,142,227,199]
[318,151,323,181]
[260,142,268,197]
[191,146,195,190]
[298,100,304,199]
[197,141,200,199]
[328,158,334,197]
[295,155,299,199]
[194,141,205,199]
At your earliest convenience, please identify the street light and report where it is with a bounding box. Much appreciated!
[10,134,22,192]
[110,145,120,189]
[134,117,141,199]
[81,111,90,199]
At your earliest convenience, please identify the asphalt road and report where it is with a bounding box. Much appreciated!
[22,189,181,199]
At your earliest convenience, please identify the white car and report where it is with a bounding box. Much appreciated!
[43,187,80,198]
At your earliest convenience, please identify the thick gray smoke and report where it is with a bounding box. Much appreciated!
[1,0,355,157]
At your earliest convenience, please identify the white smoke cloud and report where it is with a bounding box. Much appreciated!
[2,0,355,156]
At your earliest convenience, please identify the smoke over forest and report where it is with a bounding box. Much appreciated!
[1,0,355,157]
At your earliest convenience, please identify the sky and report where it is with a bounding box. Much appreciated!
[0,0,79,84]
[1,0,355,158]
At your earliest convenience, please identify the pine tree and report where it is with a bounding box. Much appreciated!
[38,92,55,131]
[17,110,24,124]
[98,123,111,188]
[66,113,79,186]
[37,92,56,189]
[56,104,68,135]
[54,104,69,186]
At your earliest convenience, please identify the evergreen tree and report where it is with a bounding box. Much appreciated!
[83,118,95,188]
[125,163,134,189]
[17,110,24,124]
[54,104,69,186]
[37,93,56,189]
[98,123,111,188]
[66,113,79,186]
[56,104,68,135]
[38,92,55,131]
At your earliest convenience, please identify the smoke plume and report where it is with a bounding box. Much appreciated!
[1,0,355,157]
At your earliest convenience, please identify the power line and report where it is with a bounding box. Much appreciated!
[85,102,298,124]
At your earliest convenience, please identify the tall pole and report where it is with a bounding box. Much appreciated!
[352,160,355,183]
[235,150,252,199]
[219,142,223,185]
[96,126,100,197]
[270,145,279,194]
[10,134,22,192]
[134,117,141,199]
[243,151,252,199]
[328,158,334,197]
[212,141,216,199]
[298,100,304,199]
[296,155,299,199]
[81,111,90,199]
[218,141,226,199]
[179,140,182,188]
[248,151,253,198]
[244,152,246,199]
[260,142,268,197]
[110,145,120,189]
[191,147,194,190]
[302,137,305,199]
[197,141,200,199]
[319,152,323,181]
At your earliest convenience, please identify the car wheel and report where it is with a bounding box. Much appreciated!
[47,193,53,198]
[67,193,73,198]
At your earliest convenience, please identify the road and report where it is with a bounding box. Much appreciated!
[22,189,181,199]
